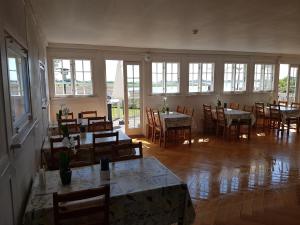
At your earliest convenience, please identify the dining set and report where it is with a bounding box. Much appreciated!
[203,100,300,140]
[23,109,196,225]
[145,106,194,148]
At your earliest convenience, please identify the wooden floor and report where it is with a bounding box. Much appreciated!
[134,129,300,225]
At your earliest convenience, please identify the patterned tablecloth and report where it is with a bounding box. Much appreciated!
[265,106,300,123]
[160,112,192,130]
[23,157,195,225]
[213,108,256,127]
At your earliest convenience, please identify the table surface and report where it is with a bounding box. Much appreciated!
[223,108,251,115]
[43,130,131,150]
[24,157,195,225]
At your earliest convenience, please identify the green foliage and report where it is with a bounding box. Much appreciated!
[60,125,69,137]
[279,77,288,93]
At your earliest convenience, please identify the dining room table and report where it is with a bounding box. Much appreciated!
[212,108,256,126]
[42,130,131,151]
[23,157,195,225]
[159,111,193,148]
[265,106,300,123]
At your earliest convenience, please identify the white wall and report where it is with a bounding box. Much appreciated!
[0,0,48,224]
[47,44,300,134]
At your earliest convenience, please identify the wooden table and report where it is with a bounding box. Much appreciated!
[23,157,195,225]
[160,112,192,148]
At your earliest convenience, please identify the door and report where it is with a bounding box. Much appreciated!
[123,62,142,135]
[278,64,299,104]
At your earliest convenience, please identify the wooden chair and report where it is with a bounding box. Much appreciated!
[255,102,268,131]
[216,107,238,139]
[229,102,239,110]
[89,121,113,132]
[269,104,284,137]
[278,100,288,107]
[286,102,300,135]
[53,186,110,225]
[238,118,252,140]
[61,112,74,119]
[48,136,81,170]
[145,107,155,141]
[176,105,185,114]
[81,111,97,118]
[184,107,194,117]
[111,142,143,162]
[92,132,119,162]
[58,119,79,134]
[88,116,106,132]
[152,109,164,147]
[291,102,300,109]
[203,104,215,134]
[243,105,254,113]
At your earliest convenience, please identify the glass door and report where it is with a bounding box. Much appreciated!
[123,62,142,135]
[279,64,299,104]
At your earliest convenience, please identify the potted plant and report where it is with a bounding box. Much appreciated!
[59,126,77,185]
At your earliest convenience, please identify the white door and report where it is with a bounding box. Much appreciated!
[123,62,142,135]
[278,64,299,103]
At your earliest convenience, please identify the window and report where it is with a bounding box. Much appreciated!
[224,63,247,92]
[53,59,93,96]
[189,63,214,93]
[6,37,32,132]
[152,62,179,94]
[254,64,275,92]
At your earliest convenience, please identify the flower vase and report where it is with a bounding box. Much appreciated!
[59,169,72,185]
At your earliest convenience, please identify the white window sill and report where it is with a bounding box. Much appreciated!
[223,91,247,95]
[186,92,215,96]
[11,119,39,149]
[51,95,97,100]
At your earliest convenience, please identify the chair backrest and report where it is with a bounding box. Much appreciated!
[278,101,288,107]
[255,102,265,118]
[88,116,106,125]
[89,121,113,132]
[49,136,80,170]
[229,102,239,110]
[81,111,97,118]
[53,186,110,225]
[216,107,226,124]
[176,105,185,114]
[145,107,154,126]
[184,107,194,117]
[152,109,162,129]
[112,142,143,162]
[269,104,281,120]
[291,102,300,109]
[58,119,79,134]
[203,104,213,120]
[61,112,74,120]
[243,105,254,113]
[93,131,119,147]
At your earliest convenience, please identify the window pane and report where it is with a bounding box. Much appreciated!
[254,64,274,91]
[152,62,164,94]
[166,63,179,93]
[75,60,83,71]
[83,60,91,71]
[7,45,31,128]
[53,59,72,95]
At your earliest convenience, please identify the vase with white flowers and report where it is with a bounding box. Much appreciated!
[161,96,169,113]
[59,125,77,185]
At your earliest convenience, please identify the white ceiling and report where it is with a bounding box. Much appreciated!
[31,0,300,54]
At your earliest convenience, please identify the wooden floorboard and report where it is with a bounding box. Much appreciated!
[134,129,300,225]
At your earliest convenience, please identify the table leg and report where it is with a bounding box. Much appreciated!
[164,130,167,148]
[189,127,191,146]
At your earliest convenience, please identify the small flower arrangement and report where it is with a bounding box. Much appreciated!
[161,96,168,113]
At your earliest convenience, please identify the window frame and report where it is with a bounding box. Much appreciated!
[188,62,215,94]
[223,63,247,93]
[253,64,275,92]
[53,58,94,97]
[5,37,32,134]
[151,61,180,95]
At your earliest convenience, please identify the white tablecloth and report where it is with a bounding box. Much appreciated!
[160,112,192,130]
[265,106,300,123]
[213,109,256,127]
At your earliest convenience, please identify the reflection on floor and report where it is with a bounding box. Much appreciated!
[134,130,300,225]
